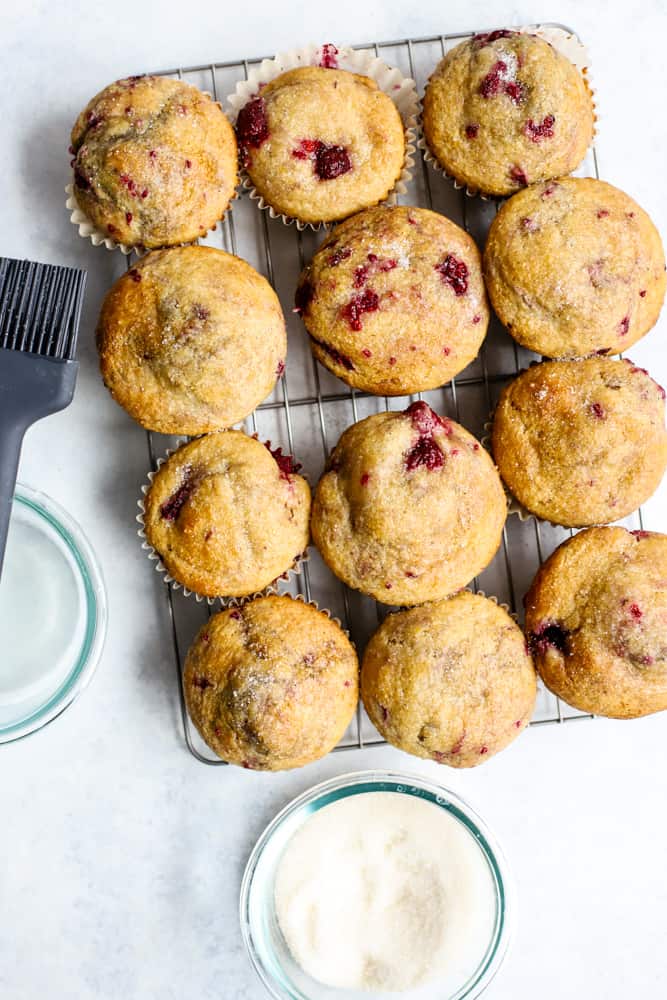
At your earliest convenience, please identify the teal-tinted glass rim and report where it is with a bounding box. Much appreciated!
[0,482,108,744]
[240,769,515,1000]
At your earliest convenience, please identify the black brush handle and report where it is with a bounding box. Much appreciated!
[0,349,79,574]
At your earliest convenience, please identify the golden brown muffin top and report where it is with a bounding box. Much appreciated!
[484,177,666,358]
[234,67,405,223]
[525,527,667,718]
[143,432,310,598]
[183,595,359,769]
[295,205,489,395]
[71,75,237,247]
[492,358,667,527]
[97,245,286,436]
[422,31,594,196]
[361,591,536,767]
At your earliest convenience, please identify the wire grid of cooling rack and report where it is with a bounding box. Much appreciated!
[132,25,647,764]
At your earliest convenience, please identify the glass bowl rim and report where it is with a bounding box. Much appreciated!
[0,481,108,745]
[239,768,516,1000]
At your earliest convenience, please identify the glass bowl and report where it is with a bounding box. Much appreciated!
[0,482,107,744]
[240,770,515,1000]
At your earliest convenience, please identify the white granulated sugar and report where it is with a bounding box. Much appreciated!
[498,50,519,81]
[274,791,496,993]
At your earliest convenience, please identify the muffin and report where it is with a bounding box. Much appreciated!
[311,401,506,605]
[492,358,667,527]
[362,592,537,767]
[184,595,359,769]
[70,75,237,247]
[295,205,489,394]
[422,30,594,197]
[484,177,666,358]
[234,67,405,224]
[142,432,310,598]
[97,246,286,435]
[525,527,667,718]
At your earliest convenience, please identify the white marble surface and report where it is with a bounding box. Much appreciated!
[1,1,666,997]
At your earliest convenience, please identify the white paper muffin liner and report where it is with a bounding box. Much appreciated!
[136,437,310,605]
[418,24,597,200]
[226,42,419,231]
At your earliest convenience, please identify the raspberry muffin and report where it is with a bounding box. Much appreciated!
[525,527,667,718]
[311,401,506,605]
[97,246,286,435]
[484,178,666,358]
[142,432,310,598]
[492,358,667,527]
[295,206,489,394]
[70,75,237,247]
[234,67,405,224]
[362,592,537,767]
[184,595,359,769]
[422,30,594,197]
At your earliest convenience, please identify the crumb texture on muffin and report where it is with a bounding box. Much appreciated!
[184,595,359,769]
[525,527,667,718]
[311,402,506,604]
[296,205,489,394]
[361,591,537,767]
[422,31,594,196]
[71,75,238,247]
[235,67,405,223]
[97,245,286,435]
[484,177,666,358]
[142,432,310,598]
[492,358,667,527]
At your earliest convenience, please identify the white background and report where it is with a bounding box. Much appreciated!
[1,1,666,998]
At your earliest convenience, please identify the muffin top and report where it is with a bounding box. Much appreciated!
[361,592,537,767]
[183,595,359,769]
[311,401,507,605]
[422,30,594,197]
[71,75,238,248]
[234,67,405,223]
[484,177,666,358]
[295,205,489,395]
[525,527,667,718]
[142,433,310,598]
[492,358,667,527]
[97,246,286,435]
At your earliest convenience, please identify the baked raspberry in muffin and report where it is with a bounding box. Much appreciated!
[142,432,310,599]
[422,31,594,197]
[234,67,405,224]
[484,177,666,358]
[97,246,286,435]
[295,205,489,394]
[70,75,237,247]
[492,358,667,527]
[362,592,537,767]
[525,527,667,718]
[311,402,506,605]
[184,595,359,769]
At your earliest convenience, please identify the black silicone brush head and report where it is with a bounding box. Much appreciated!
[0,257,86,360]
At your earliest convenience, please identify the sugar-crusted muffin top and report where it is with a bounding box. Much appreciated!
[295,205,489,394]
[97,245,286,435]
[235,67,405,223]
[484,177,666,358]
[525,527,667,718]
[311,401,507,605]
[492,358,667,527]
[183,595,359,770]
[362,591,537,767]
[422,30,594,196]
[142,432,310,598]
[71,75,238,247]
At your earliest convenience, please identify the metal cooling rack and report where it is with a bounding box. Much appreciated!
[129,25,647,764]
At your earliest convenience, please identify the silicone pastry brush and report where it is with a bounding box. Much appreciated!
[0,257,86,576]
